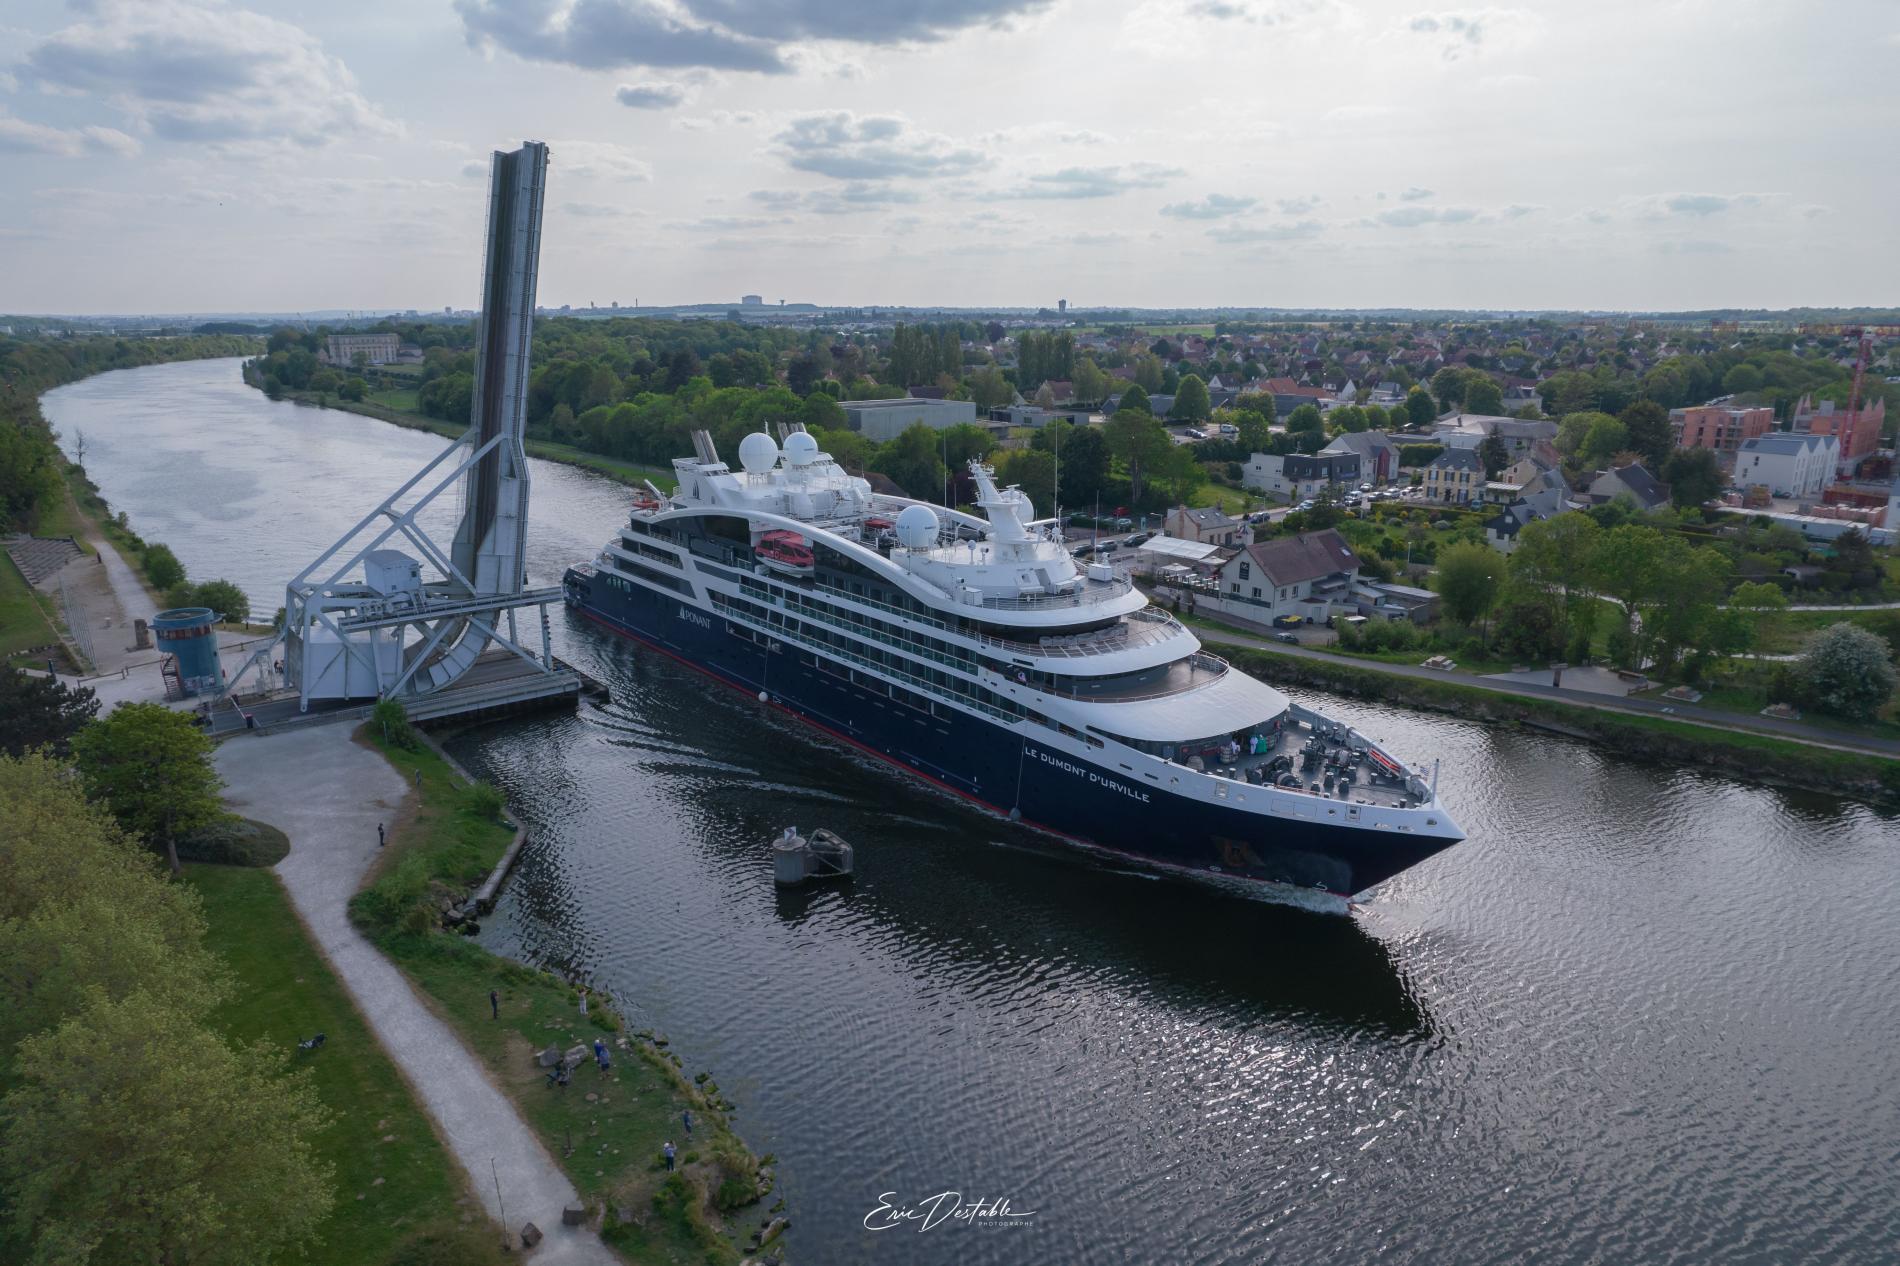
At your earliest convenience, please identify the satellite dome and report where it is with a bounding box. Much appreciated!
[737,432,779,474]
[783,430,820,466]
[895,504,939,550]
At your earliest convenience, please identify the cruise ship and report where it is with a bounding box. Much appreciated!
[563,426,1465,905]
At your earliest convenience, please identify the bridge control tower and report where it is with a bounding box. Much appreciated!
[228,142,578,716]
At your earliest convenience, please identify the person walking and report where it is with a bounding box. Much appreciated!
[593,1038,611,1073]
[682,1109,693,1136]
[662,1141,676,1172]
[377,822,385,848]
[578,987,588,1017]
[489,989,499,1020]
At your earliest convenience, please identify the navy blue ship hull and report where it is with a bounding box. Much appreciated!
[565,567,1456,898]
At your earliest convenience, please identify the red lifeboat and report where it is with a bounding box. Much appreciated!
[756,529,815,577]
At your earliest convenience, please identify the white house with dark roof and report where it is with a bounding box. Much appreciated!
[1734,433,1839,499]
[1214,529,1363,622]
[1319,429,1400,484]
[1162,504,1245,547]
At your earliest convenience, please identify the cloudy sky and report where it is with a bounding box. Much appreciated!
[3,0,1895,314]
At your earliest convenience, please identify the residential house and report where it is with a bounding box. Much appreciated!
[1423,447,1485,504]
[1163,505,1245,547]
[1215,529,1363,623]
[1319,430,1400,484]
[1585,462,1672,511]
[1243,451,1361,500]
[1734,433,1839,499]
[322,332,400,366]
[1432,413,1559,456]
[1262,377,1331,417]
[1670,403,1773,455]
[1484,501,1549,554]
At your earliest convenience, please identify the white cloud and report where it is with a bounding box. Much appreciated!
[1399,8,1539,60]
[1399,186,1434,201]
[1008,164,1186,200]
[0,110,140,158]
[23,0,397,148]
[550,140,655,182]
[1207,219,1323,243]
[1160,194,1258,219]
[773,113,984,181]
[617,82,689,109]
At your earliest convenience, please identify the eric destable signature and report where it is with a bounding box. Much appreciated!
[864,1191,1038,1233]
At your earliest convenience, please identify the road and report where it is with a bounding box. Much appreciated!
[1189,622,1900,760]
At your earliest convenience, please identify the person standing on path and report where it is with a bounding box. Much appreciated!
[593,1039,611,1073]
[377,822,385,848]
[663,1142,676,1172]
[489,990,500,1019]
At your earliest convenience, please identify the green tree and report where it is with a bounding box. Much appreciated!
[1118,384,1152,415]
[1072,357,1109,406]
[2,990,334,1266]
[1556,410,1615,458]
[870,423,949,504]
[1619,399,1673,469]
[1431,365,1469,411]
[1723,363,1764,394]
[1464,376,1504,415]
[143,543,186,592]
[1103,408,1173,504]
[1170,374,1211,422]
[968,365,1014,412]
[1727,580,1787,664]
[0,666,99,757]
[800,390,845,431]
[1580,414,1630,466]
[1794,622,1897,720]
[71,703,227,874]
[1285,403,1324,436]
[189,579,250,624]
[1436,542,1505,640]
[1661,446,1723,508]
[1048,423,1109,505]
[1478,430,1510,479]
[1405,387,1437,429]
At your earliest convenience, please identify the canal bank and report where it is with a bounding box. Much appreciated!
[1215,643,1900,802]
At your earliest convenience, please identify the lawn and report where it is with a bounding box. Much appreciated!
[187,864,506,1266]
[1189,483,1256,515]
[1757,606,1900,656]
[369,387,421,413]
[0,553,65,664]
[353,728,767,1263]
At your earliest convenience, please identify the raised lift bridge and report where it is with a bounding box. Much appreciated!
[224,141,583,724]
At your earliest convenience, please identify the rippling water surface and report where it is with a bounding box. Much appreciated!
[48,360,1900,1264]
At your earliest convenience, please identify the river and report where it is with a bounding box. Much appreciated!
[46,358,1900,1265]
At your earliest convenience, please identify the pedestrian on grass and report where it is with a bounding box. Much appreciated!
[663,1141,676,1172]
[593,1038,611,1073]
[556,1062,570,1091]
[682,1109,693,1136]
[489,989,499,1019]
[578,987,588,1017]
[414,768,422,789]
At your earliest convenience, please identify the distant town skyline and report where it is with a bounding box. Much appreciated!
[2,0,1895,314]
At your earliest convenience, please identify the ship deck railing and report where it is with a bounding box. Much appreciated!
[976,607,1186,659]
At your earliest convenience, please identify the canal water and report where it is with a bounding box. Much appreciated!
[48,359,1900,1265]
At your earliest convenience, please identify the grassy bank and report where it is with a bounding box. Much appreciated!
[1221,643,1900,801]
[246,367,678,492]
[351,728,772,1264]
[186,863,506,1266]
[0,552,65,665]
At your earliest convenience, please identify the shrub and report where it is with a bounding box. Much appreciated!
[462,779,506,822]
[143,542,186,591]
[1795,623,1897,721]
[190,579,251,624]
[371,698,417,750]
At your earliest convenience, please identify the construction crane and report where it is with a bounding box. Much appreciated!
[1845,325,1873,443]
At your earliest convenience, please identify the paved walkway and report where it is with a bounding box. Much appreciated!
[1191,623,1900,759]
[217,726,615,1264]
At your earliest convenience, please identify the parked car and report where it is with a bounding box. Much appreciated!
[1097,540,1119,553]
[1125,532,1153,548]
[1113,516,1133,530]
[1271,614,1305,629]
[1219,423,1239,436]
[1185,427,1208,440]
[1072,543,1095,558]
[1274,632,1301,645]
[1359,483,1373,493]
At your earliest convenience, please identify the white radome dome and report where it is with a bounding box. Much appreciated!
[783,430,820,466]
[896,504,939,550]
[737,432,779,474]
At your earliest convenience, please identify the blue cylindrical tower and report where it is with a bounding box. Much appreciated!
[154,607,220,697]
